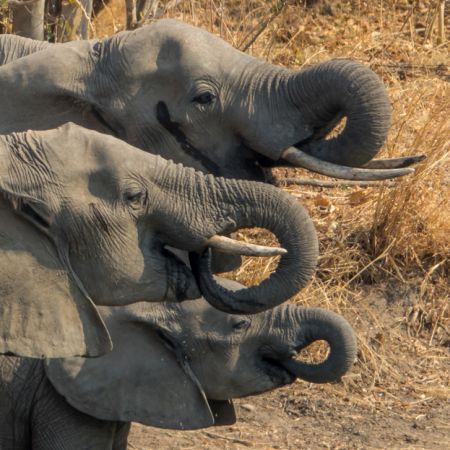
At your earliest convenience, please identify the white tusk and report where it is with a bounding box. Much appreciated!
[282,147,414,181]
[207,235,287,257]
[363,155,425,169]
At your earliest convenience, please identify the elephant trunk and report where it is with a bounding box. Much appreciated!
[286,59,391,167]
[149,157,318,314]
[281,307,357,383]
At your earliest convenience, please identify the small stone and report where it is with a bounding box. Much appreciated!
[241,403,256,412]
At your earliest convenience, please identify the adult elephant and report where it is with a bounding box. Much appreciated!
[0,290,357,449]
[0,123,318,358]
[0,20,422,183]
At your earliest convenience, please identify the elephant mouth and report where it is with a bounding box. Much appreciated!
[263,357,297,384]
[162,247,201,301]
[164,236,285,301]
[260,353,297,386]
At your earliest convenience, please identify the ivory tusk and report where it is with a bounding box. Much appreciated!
[363,155,426,169]
[282,147,415,181]
[207,235,287,257]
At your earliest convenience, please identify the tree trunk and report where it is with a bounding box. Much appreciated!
[58,0,93,41]
[125,0,159,30]
[9,0,45,40]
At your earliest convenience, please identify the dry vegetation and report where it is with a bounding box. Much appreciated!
[1,1,449,448]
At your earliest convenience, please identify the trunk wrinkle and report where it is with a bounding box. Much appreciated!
[288,59,391,167]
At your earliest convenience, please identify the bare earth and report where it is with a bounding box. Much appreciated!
[129,384,449,450]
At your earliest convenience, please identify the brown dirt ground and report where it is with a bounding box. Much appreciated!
[129,391,449,450]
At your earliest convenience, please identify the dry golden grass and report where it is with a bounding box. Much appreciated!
[1,0,448,422]
[0,0,9,34]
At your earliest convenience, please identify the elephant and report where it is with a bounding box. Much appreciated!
[0,20,423,185]
[0,289,357,449]
[0,122,319,359]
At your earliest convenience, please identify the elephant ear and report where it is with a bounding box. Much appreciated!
[0,136,111,358]
[45,307,236,430]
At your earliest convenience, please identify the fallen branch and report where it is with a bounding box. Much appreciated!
[202,431,253,447]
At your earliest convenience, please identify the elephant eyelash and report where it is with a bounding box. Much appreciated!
[232,319,251,331]
[192,92,216,105]
[124,189,148,210]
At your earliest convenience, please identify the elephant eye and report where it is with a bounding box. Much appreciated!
[125,189,148,211]
[232,319,250,332]
[192,92,215,105]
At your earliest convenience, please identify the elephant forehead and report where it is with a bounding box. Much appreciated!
[152,19,234,53]
[32,124,157,187]
[122,19,249,73]
[177,297,249,333]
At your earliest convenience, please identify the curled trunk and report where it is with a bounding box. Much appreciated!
[150,159,319,314]
[191,180,319,314]
[282,307,357,383]
[288,59,391,167]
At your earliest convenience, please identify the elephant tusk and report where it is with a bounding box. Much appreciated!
[282,147,415,181]
[363,155,426,169]
[207,235,287,257]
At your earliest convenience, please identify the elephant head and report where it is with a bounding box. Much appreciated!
[0,20,421,183]
[0,123,318,358]
[45,285,357,430]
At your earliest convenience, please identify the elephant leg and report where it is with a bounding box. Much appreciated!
[112,422,131,450]
[31,376,118,450]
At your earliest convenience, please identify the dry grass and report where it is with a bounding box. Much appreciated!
[0,0,9,34]
[1,0,449,425]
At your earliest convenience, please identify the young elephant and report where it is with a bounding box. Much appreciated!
[0,21,421,183]
[0,285,357,449]
[0,123,318,358]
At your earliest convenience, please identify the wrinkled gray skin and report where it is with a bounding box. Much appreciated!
[0,291,357,449]
[0,123,318,358]
[0,19,392,181]
[0,33,51,64]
